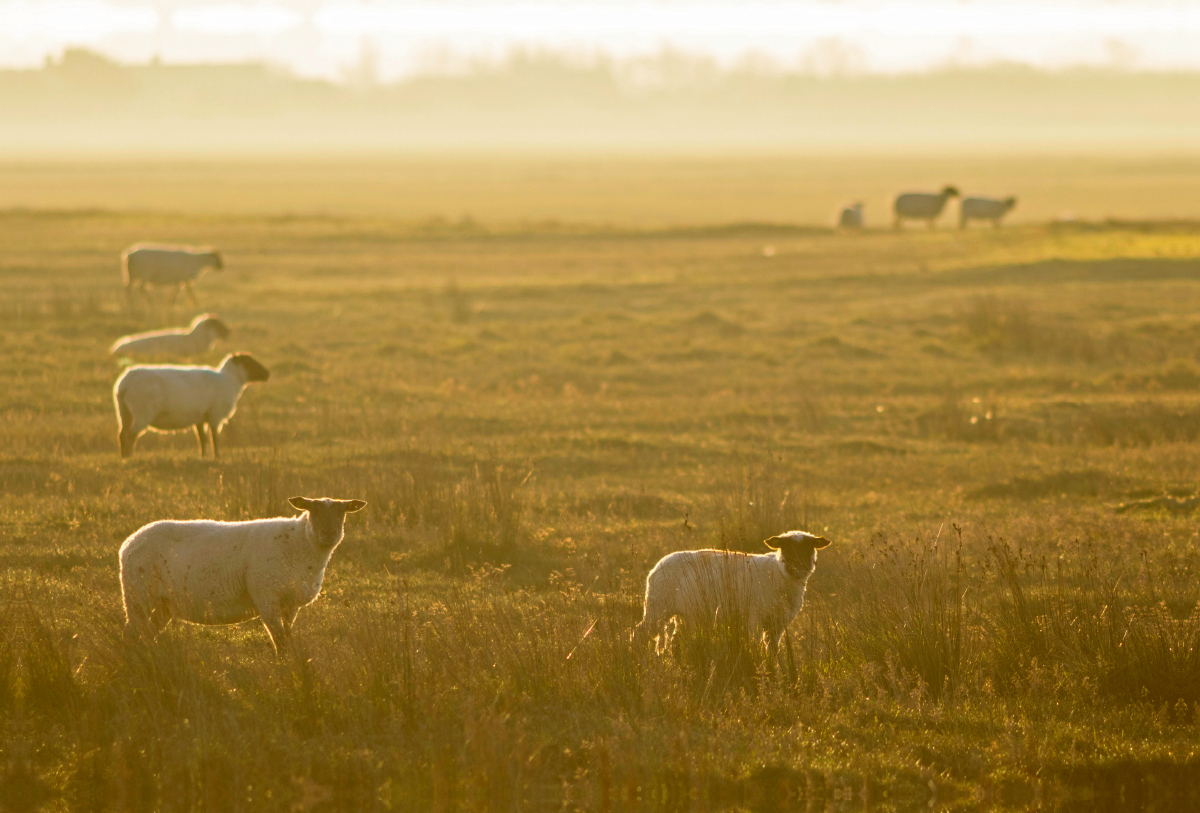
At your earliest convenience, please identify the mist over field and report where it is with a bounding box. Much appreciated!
[3,49,1200,153]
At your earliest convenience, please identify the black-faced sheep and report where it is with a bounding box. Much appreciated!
[893,186,959,229]
[113,353,269,459]
[632,531,832,655]
[122,244,224,307]
[120,497,367,654]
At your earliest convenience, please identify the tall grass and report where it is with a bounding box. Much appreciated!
[8,211,1200,807]
[6,508,1200,809]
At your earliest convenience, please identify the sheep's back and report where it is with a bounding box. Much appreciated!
[648,550,784,625]
[117,366,224,427]
[124,247,209,285]
[112,330,192,356]
[894,193,948,218]
[121,518,299,618]
[962,197,1012,218]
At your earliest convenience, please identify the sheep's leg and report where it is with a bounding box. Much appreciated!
[632,590,673,650]
[194,423,210,457]
[208,421,221,459]
[184,280,198,306]
[149,599,173,634]
[261,613,291,656]
[763,627,781,661]
[122,592,152,638]
[119,425,138,459]
[123,589,170,639]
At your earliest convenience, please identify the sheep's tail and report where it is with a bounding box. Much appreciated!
[121,249,132,286]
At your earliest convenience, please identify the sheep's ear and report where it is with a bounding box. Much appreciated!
[763,535,784,550]
[810,536,832,550]
[343,500,367,513]
[289,497,311,511]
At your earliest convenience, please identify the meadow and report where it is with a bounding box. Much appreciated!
[4,157,1200,811]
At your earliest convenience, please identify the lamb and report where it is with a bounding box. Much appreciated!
[119,497,367,653]
[632,531,831,655]
[113,353,270,459]
[110,313,231,358]
[122,244,224,306]
[838,203,864,229]
[893,186,960,229]
[960,196,1017,228]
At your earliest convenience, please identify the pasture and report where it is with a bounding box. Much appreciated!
[4,156,1200,811]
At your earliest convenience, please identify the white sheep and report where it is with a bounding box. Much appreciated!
[119,497,367,653]
[893,186,959,229]
[632,531,832,654]
[113,353,270,459]
[110,313,231,358]
[122,244,224,306]
[960,196,1017,228]
[838,203,864,229]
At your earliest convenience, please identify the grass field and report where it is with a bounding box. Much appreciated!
[4,157,1200,811]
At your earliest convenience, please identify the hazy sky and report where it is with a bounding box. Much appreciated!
[3,0,1200,81]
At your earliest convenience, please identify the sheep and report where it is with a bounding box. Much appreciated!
[122,244,224,307]
[960,196,1017,229]
[893,186,960,229]
[631,531,831,655]
[838,203,864,229]
[113,353,269,459]
[110,313,231,358]
[119,497,367,654]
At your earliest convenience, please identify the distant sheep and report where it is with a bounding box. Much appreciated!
[960,196,1017,228]
[119,496,367,653]
[110,314,231,358]
[122,244,223,306]
[632,531,832,654]
[893,186,959,229]
[113,353,269,459]
[838,203,864,229]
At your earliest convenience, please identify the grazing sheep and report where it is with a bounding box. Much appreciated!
[119,497,367,653]
[838,203,864,229]
[632,531,832,654]
[122,244,224,306]
[893,186,960,229]
[110,314,231,358]
[113,353,269,459]
[960,196,1017,228]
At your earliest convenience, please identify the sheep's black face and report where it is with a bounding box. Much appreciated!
[289,497,367,549]
[780,543,817,580]
[212,253,225,270]
[232,354,270,382]
[765,531,832,580]
[203,318,232,339]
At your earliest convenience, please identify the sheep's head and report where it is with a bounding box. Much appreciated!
[1005,197,1018,209]
[193,314,231,340]
[290,497,368,550]
[211,251,224,271]
[764,531,832,579]
[227,353,270,382]
[942,186,960,198]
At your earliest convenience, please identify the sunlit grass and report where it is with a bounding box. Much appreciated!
[4,186,1200,808]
